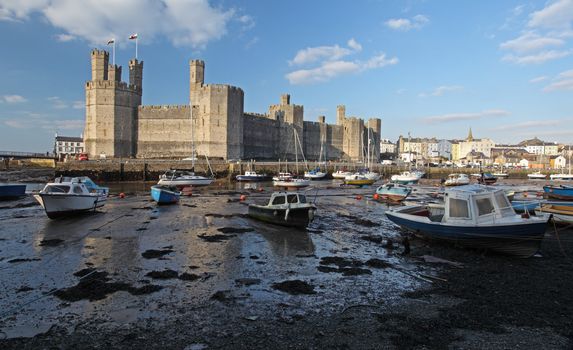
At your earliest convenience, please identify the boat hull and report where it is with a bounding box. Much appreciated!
[386,210,548,257]
[34,193,106,219]
[236,175,270,182]
[248,205,315,228]
[151,186,180,204]
[535,205,573,225]
[543,185,573,200]
[344,179,375,186]
[0,184,26,199]
[157,178,213,187]
[273,179,310,188]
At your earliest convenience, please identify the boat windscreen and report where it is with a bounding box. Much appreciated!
[272,195,286,205]
[476,197,495,216]
[46,185,70,193]
[287,194,298,203]
[449,198,470,218]
[494,191,514,216]
[299,195,306,203]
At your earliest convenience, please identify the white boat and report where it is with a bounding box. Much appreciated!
[272,172,293,182]
[158,169,213,187]
[386,185,550,257]
[304,168,327,180]
[332,170,353,179]
[444,173,470,186]
[528,172,547,180]
[273,177,311,188]
[363,171,381,181]
[391,171,420,185]
[34,177,109,219]
[550,173,573,181]
[344,173,375,186]
[535,204,573,225]
[492,172,509,178]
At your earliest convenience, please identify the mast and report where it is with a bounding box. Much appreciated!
[294,128,298,175]
[190,103,195,170]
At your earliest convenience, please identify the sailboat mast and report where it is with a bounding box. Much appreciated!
[294,129,298,175]
[190,103,195,169]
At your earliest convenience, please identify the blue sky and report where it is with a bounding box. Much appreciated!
[0,0,572,152]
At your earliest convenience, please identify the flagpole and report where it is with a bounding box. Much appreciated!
[135,37,138,60]
[112,40,116,65]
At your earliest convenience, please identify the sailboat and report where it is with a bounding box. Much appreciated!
[159,103,214,187]
[492,150,509,178]
[362,127,380,181]
[391,132,421,184]
[274,128,310,188]
[304,133,327,180]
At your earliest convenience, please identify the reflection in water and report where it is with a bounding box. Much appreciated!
[250,221,315,257]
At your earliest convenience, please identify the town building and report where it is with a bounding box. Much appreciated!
[83,50,380,161]
[456,128,495,160]
[54,134,84,160]
[518,137,559,156]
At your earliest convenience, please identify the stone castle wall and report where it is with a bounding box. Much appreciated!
[243,113,279,160]
[136,105,193,158]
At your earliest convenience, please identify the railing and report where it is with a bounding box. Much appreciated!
[0,151,55,159]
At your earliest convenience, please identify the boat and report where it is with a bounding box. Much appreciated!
[492,172,509,178]
[0,184,27,200]
[391,171,420,185]
[158,169,213,187]
[344,174,375,186]
[34,177,109,219]
[362,169,381,181]
[375,183,412,202]
[385,185,550,257]
[273,177,311,188]
[236,171,271,182]
[272,172,293,182]
[332,170,353,179]
[511,199,544,213]
[543,185,573,200]
[151,185,181,204]
[528,172,547,180]
[549,173,573,181]
[535,204,573,225]
[361,128,380,181]
[248,191,317,228]
[477,172,497,185]
[304,167,327,180]
[444,173,470,186]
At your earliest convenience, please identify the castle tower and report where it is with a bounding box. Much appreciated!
[280,94,290,105]
[84,49,142,158]
[189,60,205,90]
[336,105,346,125]
[367,118,382,162]
[91,49,109,81]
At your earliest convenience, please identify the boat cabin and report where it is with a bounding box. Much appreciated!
[440,185,515,224]
[45,177,107,195]
[267,192,307,206]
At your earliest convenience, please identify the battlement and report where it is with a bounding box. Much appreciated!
[85,80,141,92]
[91,49,109,58]
[203,84,244,94]
[139,105,190,110]
[244,112,268,119]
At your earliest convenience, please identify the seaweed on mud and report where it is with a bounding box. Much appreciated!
[145,270,179,279]
[217,227,254,234]
[8,257,40,263]
[366,258,393,269]
[272,280,316,295]
[73,268,97,277]
[178,273,201,281]
[317,266,340,273]
[235,278,261,286]
[339,267,372,276]
[141,249,174,259]
[361,235,384,244]
[211,290,234,302]
[198,234,235,242]
[127,284,163,295]
[16,286,34,293]
[319,256,363,268]
[337,214,379,227]
[38,239,64,247]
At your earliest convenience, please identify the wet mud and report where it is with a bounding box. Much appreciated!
[1,179,572,349]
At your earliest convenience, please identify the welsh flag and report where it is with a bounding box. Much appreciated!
[129,34,138,40]
[107,39,115,45]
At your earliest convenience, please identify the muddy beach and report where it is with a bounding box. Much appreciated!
[0,179,572,349]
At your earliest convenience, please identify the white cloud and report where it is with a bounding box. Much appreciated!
[528,0,573,29]
[529,76,548,83]
[421,109,510,124]
[543,69,573,91]
[385,14,429,31]
[286,53,398,85]
[499,32,564,53]
[0,0,238,48]
[1,94,27,103]
[494,119,563,131]
[502,49,572,64]
[47,96,68,109]
[72,100,84,109]
[289,39,362,66]
[237,15,255,30]
[419,85,463,98]
[55,33,75,42]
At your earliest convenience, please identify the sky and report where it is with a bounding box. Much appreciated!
[0,0,572,152]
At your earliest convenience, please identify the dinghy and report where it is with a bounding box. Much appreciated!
[248,192,316,229]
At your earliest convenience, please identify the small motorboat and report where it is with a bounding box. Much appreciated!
[535,204,573,225]
[528,172,547,180]
[158,169,213,187]
[390,171,420,185]
[549,173,573,181]
[34,177,109,219]
[236,171,271,182]
[273,177,311,188]
[444,173,470,186]
[477,172,497,185]
[375,183,412,202]
[511,199,544,214]
[0,184,27,200]
[332,170,353,179]
[304,168,327,180]
[362,171,381,181]
[385,185,550,257]
[543,185,573,200]
[344,174,375,186]
[272,172,293,182]
[492,172,509,178]
[151,185,181,204]
[248,191,316,229]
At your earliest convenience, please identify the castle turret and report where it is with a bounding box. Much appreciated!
[280,94,290,105]
[91,49,109,81]
[107,64,122,82]
[129,59,143,93]
[336,105,346,125]
[189,59,205,90]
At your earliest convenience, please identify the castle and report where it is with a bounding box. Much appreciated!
[84,50,381,161]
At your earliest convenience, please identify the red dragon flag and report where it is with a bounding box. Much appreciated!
[107,39,115,45]
[129,34,139,59]
[129,34,138,40]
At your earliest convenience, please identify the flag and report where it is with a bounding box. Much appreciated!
[107,39,115,45]
[129,34,138,40]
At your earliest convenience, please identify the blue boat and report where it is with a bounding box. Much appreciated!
[151,185,181,204]
[543,185,573,200]
[511,200,544,213]
[236,171,271,182]
[386,185,550,257]
[0,184,27,200]
[375,182,412,202]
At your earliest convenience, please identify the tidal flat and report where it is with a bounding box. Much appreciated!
[0,179,572,349]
